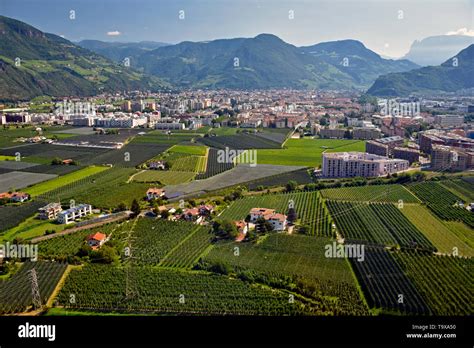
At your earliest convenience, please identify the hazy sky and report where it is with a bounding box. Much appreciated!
[1,0,473,57]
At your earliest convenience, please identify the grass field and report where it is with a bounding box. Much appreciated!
[0,215,69,242]
[400,204,474,257]
[320,184,420,203]
[168,144,207,156]
[25,166,108,197]
[242,139,365,167]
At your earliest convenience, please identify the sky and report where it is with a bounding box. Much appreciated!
[1,0,473,57]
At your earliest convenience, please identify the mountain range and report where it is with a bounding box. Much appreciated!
[1,15,473,101]
[367,44,474,96]
[0,15,168,101]
[402,35,474,66]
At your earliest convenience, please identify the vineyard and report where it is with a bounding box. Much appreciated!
[128,219,196,266]
[133,170,196,185]
[406,182,474,228]
[56,265,308,315]
[195,148,234,179]
[198,133,282,149]
[37,168,151,209]
[326,201,435,250]
[0,261,67,314]
[349,247,430,315]
[400,204,474,257]
[439,178,474,202]
[220,191,332,237]
[203,234,369,315]
[0,200,46,236]
[246,168,313,190]
[392,251,473,315]
[320,184,420,203]
[159,226,213,269]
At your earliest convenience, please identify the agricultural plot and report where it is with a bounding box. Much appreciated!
[53,128,143,147]
[133,171,195,185]
[0,126,77,148]
[165,164,305,198]
[18,164,83,175]
[246,168,313,190]
[220,191,332,237]
[131,132,198,145]
[349,247,430,315]
[25,166,107,197]
[406,182,474,228]
[0,261,67,314]
[439,178,474,202]
[326,201,435,250]
[392,251,473,316]
[0,171,57,192]
[198,133,282,149]
[245,139,366,167]
[0,144,110,165]
[168,144,207,156]
[129,219,196,266]
[0,200,46,235]
[0,160,39,170]
[204,235,368,315]
[90,143,169,167]
[401,204,474,257]
[170,155,202,172]
[195,148,234,179]
[36,168,150,209]
[56,265,307,315]
[160,226,213,269]
[321,184,420,203]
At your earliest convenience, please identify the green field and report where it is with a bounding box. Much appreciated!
[321,184,420,203]
[0,215,69,242]
[25,166,108,197]
[242,139,365,167]
[133,170,196,185]
[203,234,368,315]
[168,144,207,156]
[400,204,474,257]
[439,179,474,202]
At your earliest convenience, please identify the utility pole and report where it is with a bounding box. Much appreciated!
[28,269,42,309]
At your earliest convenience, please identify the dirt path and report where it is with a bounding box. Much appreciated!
[127,169,146,183]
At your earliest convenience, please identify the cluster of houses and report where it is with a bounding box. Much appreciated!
[0,191,30,203]
[38,202,93,224]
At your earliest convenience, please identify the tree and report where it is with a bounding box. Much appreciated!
[286,180,298,192]
[161,210,170,219]
[117,202,127,212]
[51,157,62,165]
[255,217,273,234]
[90,245,119,264]
[131,199,141,216]
[213,219,238,239]
[287,207,297,224]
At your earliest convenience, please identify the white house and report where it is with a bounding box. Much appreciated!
[57,204,92,224]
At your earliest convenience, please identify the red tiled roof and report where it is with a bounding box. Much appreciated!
[87,232,107,242]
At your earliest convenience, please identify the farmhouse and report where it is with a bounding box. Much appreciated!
[198,204,214,217]
[86,232,108,250]
[146,188,166,200]
[249,208,288,231]
[38,202,63,220]
[181,208,203,224]
[57,204,93,224]
[0,191,30,203]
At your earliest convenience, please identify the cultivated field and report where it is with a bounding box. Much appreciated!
[321,184,420,203]
[0,171,57,192]
[133,170,196,185]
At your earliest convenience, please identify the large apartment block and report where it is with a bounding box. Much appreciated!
[57,204,93,224]
[322,152,409,178]
[393,147,420,164]
[38,202,63,220]
[431,145,474,172]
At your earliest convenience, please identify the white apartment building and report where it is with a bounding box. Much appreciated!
[57,204,93,224]
[322,152,409,178]
[434,114,464,127]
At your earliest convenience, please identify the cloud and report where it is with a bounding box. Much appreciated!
[107,31,121,36]
[445,28,474,36]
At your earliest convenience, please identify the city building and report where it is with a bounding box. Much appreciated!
[322,152,409,178]
[353,127,381,140]
[434,114,464,127]
[393,147,420,164]
[431,145,474,172]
